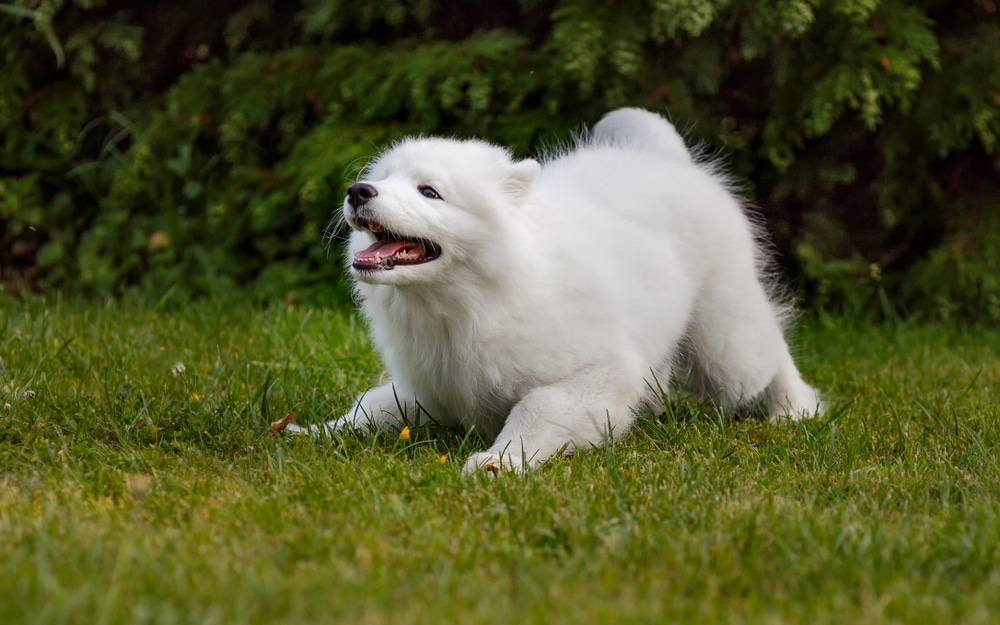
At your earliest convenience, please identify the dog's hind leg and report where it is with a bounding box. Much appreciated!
[765,351,824,422]
[682,260,821,420]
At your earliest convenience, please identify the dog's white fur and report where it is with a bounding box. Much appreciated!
[288,108,823,473]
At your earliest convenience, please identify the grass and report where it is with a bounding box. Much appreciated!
[1,294,998,624]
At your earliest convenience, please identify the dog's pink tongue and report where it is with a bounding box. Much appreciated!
[354,239,424,267]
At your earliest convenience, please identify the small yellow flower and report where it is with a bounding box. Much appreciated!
[399,426,410,441]
[189,393,201,402]
[439,454,448,463]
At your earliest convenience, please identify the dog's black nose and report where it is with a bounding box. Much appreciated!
[347,182,377,208]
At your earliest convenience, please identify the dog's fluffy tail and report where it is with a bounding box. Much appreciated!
[591,107,692,162]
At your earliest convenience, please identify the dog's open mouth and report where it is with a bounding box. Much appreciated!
[352,217,441,271]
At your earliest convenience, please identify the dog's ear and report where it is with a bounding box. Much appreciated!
[505,159,540,202]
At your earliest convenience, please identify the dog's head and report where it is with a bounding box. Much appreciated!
[343,138,540,286]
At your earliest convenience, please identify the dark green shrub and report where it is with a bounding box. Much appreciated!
[1,0,998,319]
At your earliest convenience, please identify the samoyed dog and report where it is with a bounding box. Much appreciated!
[288,108,823,473]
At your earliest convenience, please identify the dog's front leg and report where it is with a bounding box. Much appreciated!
[462,368,643,474]
[285,383,419,438]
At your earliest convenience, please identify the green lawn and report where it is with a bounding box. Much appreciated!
[1,296,998,624]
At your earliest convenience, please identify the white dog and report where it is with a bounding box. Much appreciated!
[288,108,823,473]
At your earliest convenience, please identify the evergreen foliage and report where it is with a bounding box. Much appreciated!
[1,0,998,318]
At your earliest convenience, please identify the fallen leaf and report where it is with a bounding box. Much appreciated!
[266,413,297,438]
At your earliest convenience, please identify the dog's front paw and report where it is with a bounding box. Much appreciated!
[461,451,526,476]
[284,416,361,438]
[284,422,329,437]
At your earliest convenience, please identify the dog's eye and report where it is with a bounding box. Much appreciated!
[418,185,441,200]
